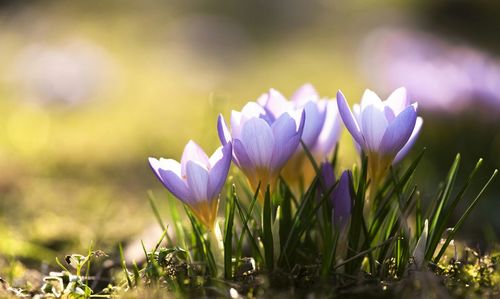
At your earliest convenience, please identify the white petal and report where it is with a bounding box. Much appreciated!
[360,89,383,111]
[313,100,342,158]
[384,87,409,115]
[181,140,209,177]
[261,89,292,118]
[186,160,209,202]
[361,105,389,151]
[290,83,319,106]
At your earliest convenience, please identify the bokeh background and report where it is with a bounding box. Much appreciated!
[0,0,498,270]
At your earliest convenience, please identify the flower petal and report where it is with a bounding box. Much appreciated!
[361,104,388,151]
[319,162,336,191]
[240,101,268,119]
[360,89,383,111]
[233,139,253,170]
[313,100,342,159]
[331,170,352,227]
[384,87,409,114]
[181,140,209,177]
[230,110,243,140]
[336,90,364,146]
[186,160,209,203]
[217,114,232,145]
[148,157,162,179]
[394,116,423,163]
[260,89,292,118]
[301,101,326,148]
[291,83,319,106]
[207,142,232,200]
[378,105,417,157]
[241,118,275,169]
[270,112,301,171]
[151,158,191,203]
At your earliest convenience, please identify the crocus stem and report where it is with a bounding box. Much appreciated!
[207,221,224,277]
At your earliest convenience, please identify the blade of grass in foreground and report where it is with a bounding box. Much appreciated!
[263,186,274,271]
[433,169,498,263]
[234,183,263,263]
[425,154,461,260]
[118,243,133,289]
[428,158,483,260]
[224,185,236,279]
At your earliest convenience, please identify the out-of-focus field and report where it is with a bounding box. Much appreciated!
[0,0,498,267]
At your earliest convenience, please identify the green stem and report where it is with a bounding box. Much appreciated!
[208,221,224,277]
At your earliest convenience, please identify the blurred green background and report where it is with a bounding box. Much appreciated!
[0,0,498,269]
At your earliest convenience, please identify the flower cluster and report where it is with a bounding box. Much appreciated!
[149,84,422,229]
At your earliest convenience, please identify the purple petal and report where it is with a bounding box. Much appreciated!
[154,160,192,203]
[270,113,301,171]
[378,105,417,157]
[185,160,209,202]
[319,162,336,192]
[301,101,326,148]
[331,170,353,227]
[384,106,396,122]
[207,142,232,200]
[233,139,253,170]
[313,100,342,159]
[394,116,423,163]
[241,117,275,169]
[361,105,389,151]
[180,140,209,177]
[217,114,232,145]
[291,83,319,106]
[337,90,364,146]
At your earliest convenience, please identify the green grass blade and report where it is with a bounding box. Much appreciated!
[262,186,274,271]
[425,153,461,260]
[234,183,263,262]
[429,159,483,257]
[118,243,133,289]
[433,169,498,263]
[300,140,320,175]
[224,185,236,279]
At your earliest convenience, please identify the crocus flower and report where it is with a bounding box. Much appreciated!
[258,85,342,186]
[319,163,352,227]
[217,101,305,199]
[337,87,423,186]
[259,85,342,159]
[148,140,232,230]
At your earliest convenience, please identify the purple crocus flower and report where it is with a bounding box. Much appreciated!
[337,87,423,185]
[217,101,305,199]
[319,163,352,227]
[259,85,342,158]
[149,140,232,229]
[257,85,342,186]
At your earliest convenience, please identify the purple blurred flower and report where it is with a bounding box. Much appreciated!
[361,28,500,114]
[337,88,423,184]
[149,140,232,229]
[217,100,305,198]
[319,163,352,227]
